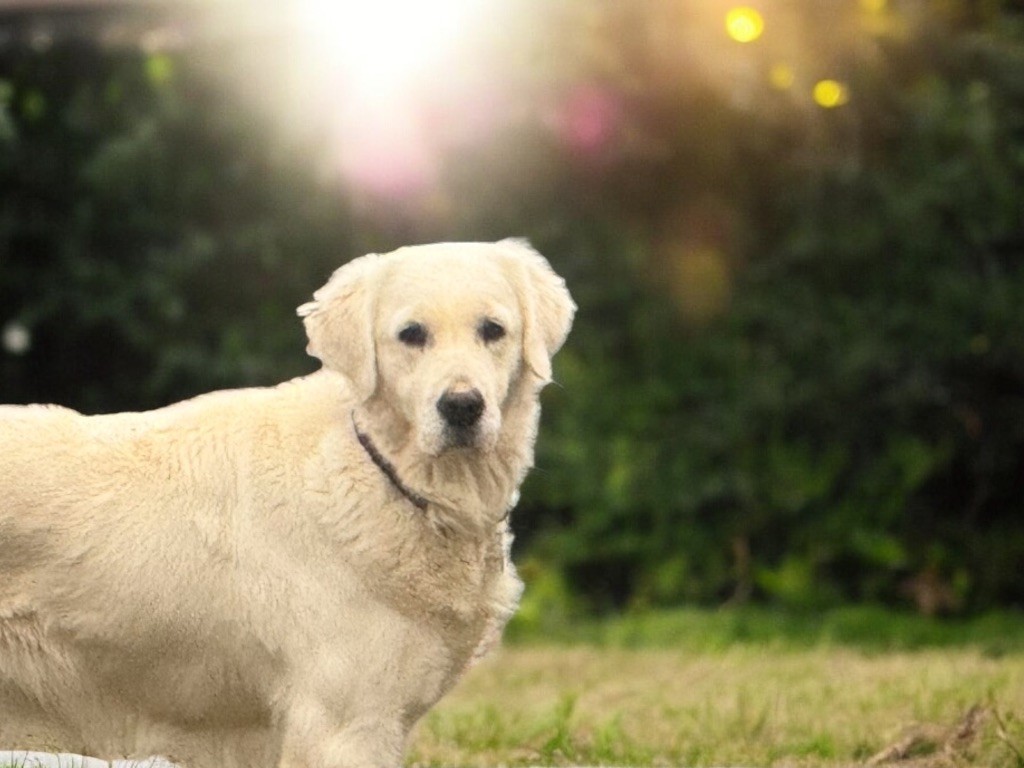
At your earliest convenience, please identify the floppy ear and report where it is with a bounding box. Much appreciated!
[297,253,383,401]
[498,239,576,383]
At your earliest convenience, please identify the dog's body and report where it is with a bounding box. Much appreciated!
[0,241,575,768]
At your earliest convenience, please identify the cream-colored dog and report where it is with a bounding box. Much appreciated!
[0,240,575,768]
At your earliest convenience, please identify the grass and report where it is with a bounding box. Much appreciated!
[507,604,1024,654]
[4,608,1022,767]
[408,607,1024,767]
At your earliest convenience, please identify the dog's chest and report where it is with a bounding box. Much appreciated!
[352,504,507,645]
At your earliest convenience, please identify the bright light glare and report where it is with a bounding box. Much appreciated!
[725,7,764,44]
[297,0,483,98]
[293,0,490,197]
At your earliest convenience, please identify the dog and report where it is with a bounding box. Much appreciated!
[0,240,575,768]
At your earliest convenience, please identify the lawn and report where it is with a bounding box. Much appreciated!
[2,608,1022,768]
[409,607,1024,767]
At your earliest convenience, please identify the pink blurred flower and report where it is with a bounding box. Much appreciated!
[552,84,623,156]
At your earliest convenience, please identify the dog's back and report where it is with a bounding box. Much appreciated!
[1,403,93,601]
[0,396,287,765]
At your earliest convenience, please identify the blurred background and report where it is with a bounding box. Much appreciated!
[1,0,1022,624]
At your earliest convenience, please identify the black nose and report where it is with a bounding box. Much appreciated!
[437,389,485,428]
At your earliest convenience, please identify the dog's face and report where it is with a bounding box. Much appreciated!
[298,240,575,455]
[374,253,522,454]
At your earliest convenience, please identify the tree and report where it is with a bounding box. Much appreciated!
[2,1,1022,612]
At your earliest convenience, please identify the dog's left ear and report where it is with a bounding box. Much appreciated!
[498,239,576,383]
[297,253,382,402]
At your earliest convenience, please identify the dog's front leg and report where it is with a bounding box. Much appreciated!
[277,697,407,768]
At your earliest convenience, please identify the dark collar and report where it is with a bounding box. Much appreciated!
[352,413,429,512]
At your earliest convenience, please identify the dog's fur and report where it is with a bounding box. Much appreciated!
[0,240,575,768]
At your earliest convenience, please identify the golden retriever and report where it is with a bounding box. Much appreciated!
[0,240,575,768]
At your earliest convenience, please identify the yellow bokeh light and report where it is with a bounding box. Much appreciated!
[770,63,795,90]
[725,7,764,43]
[813,79,850,108]
[860,0,887,12]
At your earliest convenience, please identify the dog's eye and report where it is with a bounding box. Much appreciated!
[398,323,428,348]
[479,319,506,343]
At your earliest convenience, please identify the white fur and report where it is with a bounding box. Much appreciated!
[0,241,575,768]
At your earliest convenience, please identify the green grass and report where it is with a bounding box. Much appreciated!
[507,604,1024,654]
[5,608,1023,767]
[409,607,1024,767]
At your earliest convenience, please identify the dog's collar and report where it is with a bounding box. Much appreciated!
[351,412,429,512]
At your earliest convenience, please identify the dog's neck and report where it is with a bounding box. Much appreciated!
[352,377,541,532]
[351,412,429,512]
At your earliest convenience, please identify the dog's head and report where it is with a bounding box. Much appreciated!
[298,240,575,456]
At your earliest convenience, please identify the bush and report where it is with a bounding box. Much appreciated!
[2,4,1022,613]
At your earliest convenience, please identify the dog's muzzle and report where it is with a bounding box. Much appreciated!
[437,388,484,428]
[437,387,485,447]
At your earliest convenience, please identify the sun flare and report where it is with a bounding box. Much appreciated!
[295,0,486,99]
[290,0,492,196]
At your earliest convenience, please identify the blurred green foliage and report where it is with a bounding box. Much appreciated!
[1,2,1022,614]
[507,603,1024,654]
[0,39,352,409]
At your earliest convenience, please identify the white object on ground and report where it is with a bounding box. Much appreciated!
[0,753,177,768]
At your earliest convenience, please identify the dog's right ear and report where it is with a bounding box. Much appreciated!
[297,254,382,402]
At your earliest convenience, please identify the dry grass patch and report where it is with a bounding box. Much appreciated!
[409,645,1024,767]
